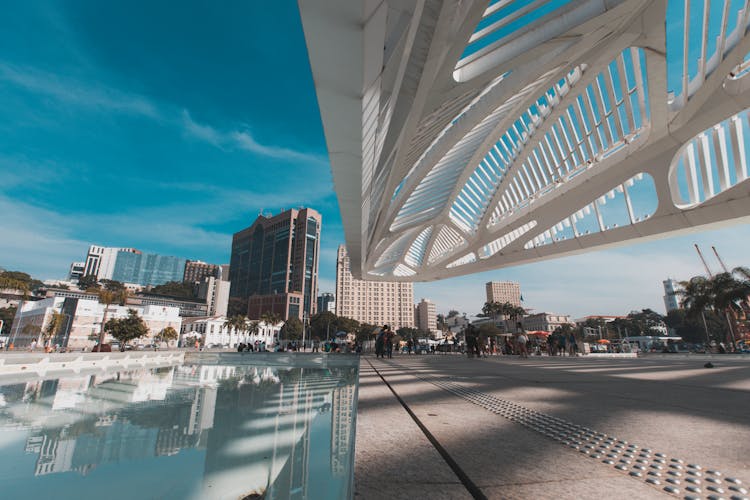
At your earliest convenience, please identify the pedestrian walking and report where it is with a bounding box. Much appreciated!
[516,322,529,358]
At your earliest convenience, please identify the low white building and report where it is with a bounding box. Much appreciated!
[9,297,181,349]
[180,316,281,349]
[444,315,470,337]
[522,312,573,332]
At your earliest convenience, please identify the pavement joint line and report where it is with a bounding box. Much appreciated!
[381,358,749,500]
[364,359,488,500]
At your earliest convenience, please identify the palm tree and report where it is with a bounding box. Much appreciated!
[710,271,750,347]
[260,311,281,326]
[679,276,714,342]
[224,315,247,342]
[680,272,750,347]
[247,320,260,343]
[97,288,129,347]
[481,301,502,325]
[43,311,67,350]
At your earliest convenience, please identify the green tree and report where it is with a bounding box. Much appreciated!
[355,323,378,342]
[96,288,130,347]
[22,323,41,344]
[280,317,303,340]
[43,311,67,347]
[77,274,99,291]
[224,315,247,336]
[481,301,503,327]
[664,308,719,343]
[261,311,282,325]
[310,311,338,339]
[396,326,418,339]
[247,320,260,338]
[0,271,43,291]
[436,313,446,332]
[100,279,126,292]
[148,281,196,299]
[155,326,178,344]
[0,271,33,283]
[446,310,460,318]
[679,273,747,346]
[0,306,17,335]
[105,309,149,346]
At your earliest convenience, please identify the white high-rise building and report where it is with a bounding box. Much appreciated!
[485,281,522,306]
[83,245,139,280]
[335,245,414,330]
[197,277,231,317]
[67,262,85,282]
[663,279,680,313]
[415,298,437,335]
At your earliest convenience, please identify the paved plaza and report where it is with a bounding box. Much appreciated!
[354,354,750,499]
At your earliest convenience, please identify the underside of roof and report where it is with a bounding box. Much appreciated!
[299,0,750,280]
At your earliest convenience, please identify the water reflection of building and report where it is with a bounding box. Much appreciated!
[0,367,214,476]
[197,368,352,499]
[331,382,357,476]
[0,361,358,498]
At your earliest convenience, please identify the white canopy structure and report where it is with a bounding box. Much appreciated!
[299,0,750,280]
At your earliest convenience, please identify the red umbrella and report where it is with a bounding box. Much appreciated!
[528,331,551,337]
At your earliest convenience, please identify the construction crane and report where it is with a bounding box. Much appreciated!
[695,244,737,349]
[712,246,730,273]
[694,244,713,277]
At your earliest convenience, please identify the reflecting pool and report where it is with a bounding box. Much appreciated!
[0,354,359,499]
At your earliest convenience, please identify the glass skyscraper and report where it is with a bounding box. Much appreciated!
[229,208,321,321]
[111,251,186,286]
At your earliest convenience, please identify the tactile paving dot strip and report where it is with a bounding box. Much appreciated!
[405,367,749,500]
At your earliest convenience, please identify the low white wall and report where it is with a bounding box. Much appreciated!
[0,351,185,378]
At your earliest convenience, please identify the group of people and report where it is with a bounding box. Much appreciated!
[374,325,394,358]
[236,340,268,352]
[545,331,578,356]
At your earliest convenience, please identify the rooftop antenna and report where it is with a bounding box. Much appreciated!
[694,244,713,277]
[711,246,730,273]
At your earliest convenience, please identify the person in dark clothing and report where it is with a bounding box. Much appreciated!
[385,326,394,358]
[375,325,387,358]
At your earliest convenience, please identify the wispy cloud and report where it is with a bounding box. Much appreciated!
[182,110,329,166]
[0,61,160,118]
[0,62,329,169]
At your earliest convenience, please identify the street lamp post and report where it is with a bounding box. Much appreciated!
[302,312,307,352]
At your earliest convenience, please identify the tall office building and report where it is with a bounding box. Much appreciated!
[415,298,437,334]
[485,281,522,306]
[81,245,185,286]
[183,260,220,283]
[111,251,186,287]
[663,279,680,313]
[335,245,414,329]
[197,276,230,317]
[229,208,321,321]
[67,262,85,282]
[317,293,335,313]
[83,245,139,280]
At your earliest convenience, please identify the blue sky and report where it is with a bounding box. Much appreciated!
[1,1,749,319]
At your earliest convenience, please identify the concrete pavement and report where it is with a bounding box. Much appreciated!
[354,354,750,499]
